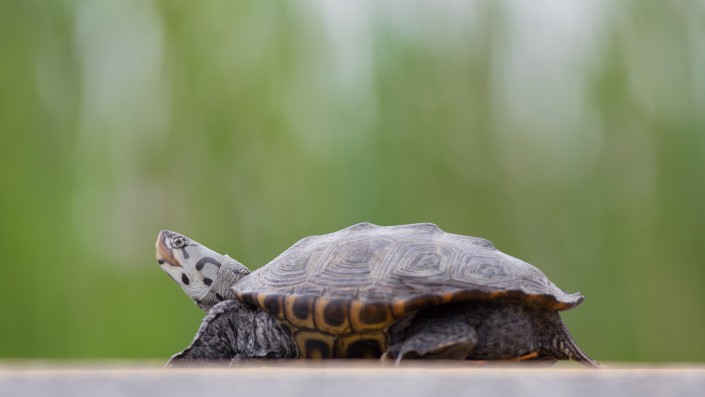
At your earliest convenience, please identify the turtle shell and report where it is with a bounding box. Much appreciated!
[232,222,583,358]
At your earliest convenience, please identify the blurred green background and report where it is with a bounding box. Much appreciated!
[1,0,704,363]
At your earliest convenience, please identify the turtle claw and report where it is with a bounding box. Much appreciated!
[379,348,403,366]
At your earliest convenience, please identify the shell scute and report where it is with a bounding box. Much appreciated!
[349,300,393,332]
[234,223,584,344]
[314,298,351,334]
[284,294,316,329]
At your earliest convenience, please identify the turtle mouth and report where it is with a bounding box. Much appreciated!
[156,230,181,267]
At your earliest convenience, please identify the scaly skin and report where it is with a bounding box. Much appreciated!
[388,301,602,367]
[168,300,298,366]
[194,259,250,311]
[169,299,601,367]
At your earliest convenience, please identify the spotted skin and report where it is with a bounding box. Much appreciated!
[161,223,601,367]
[156,230,249,311]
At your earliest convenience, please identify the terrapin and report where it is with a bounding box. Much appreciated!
[156,222,601,367]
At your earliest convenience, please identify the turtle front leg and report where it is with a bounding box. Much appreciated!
[168,301,239,366]
[384,315,477,363]
[167,300,298,366]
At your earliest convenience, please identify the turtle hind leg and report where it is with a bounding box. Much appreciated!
[555,331,606,368]
[384,315,477,363]
[543,317,606,369]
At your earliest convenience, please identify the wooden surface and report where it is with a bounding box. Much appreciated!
[1,362,704,397]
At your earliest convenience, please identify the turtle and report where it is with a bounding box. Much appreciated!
[156,222,602,367]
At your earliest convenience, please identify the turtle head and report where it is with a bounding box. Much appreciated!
[156,230,227,305]
[156,230,251,311]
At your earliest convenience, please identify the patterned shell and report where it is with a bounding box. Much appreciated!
[231,223,583,359]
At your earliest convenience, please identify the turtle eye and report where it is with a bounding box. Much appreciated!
[171,236,189,249]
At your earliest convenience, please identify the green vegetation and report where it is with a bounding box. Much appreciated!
[1,1,703,362]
